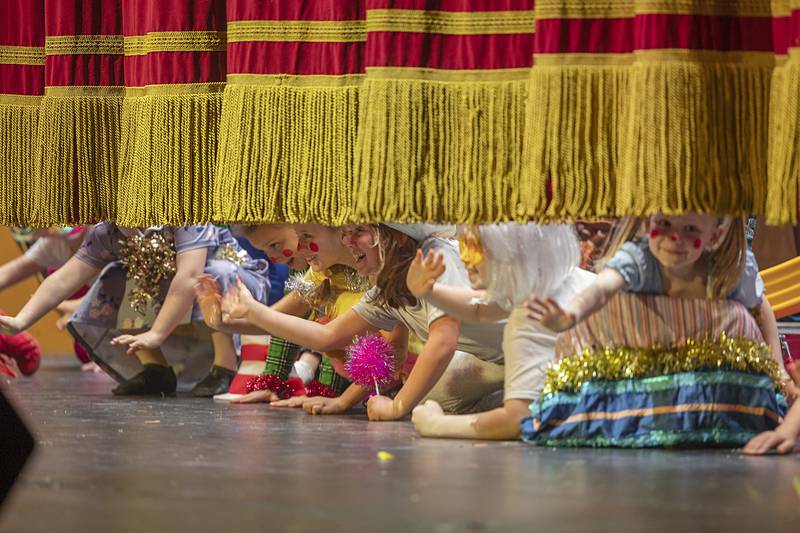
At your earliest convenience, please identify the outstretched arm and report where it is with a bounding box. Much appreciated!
[223,278,377,352]
[755,296,783,366]
[195,274,310,334]
[526,268,625,332]
[406,249,506,323]
[112,248,207,354]
[0,255,41,292]
[0,257,99,334]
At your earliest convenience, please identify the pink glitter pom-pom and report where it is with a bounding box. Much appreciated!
[344,334,395,393]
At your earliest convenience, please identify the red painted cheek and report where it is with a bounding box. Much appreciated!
[282,249,294,258]
[309,242,320,253]
[650,229,660,239]
[693,239,702,250]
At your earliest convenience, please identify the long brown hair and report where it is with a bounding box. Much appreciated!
[708,217,746,300]
[369,225,419,309]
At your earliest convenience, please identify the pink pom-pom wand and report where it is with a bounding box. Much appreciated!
[344,334,395,395]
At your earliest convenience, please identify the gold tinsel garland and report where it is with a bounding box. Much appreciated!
[213,244,248,266]
[544,334,784,396]
[119,231,176,315]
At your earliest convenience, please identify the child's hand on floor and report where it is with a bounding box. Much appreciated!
[742,428,797,455]
[193,274,222,328]
[0,315,25,335]
[270,395,308,408]
[221,277,256,323]
[525,296,576,332]
[230,389,280,404]
[111,330,167,355]
[406,250,446,299]
[367,395,401,421]
[302,396,348,415]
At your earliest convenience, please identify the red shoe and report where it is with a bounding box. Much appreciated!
[0,332,41,376]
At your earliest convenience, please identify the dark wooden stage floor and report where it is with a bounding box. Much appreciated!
[2,362,799,532]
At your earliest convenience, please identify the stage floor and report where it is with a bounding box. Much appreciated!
[2,363,799,533]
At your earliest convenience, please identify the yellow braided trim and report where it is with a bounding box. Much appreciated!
[634,49,776,65]
[0,45,44,65]
[354,77,529,223]
[534,53,633,66]
[34,94,122,224]
[45,35,124,55]
[535,0,773,19]
[125,82,226,96]
[367,9,535,35]
[766,48,800,225]
[214,83,359,224]
[534,50,775,66]
[226,73,365,87]
[124,31,227,56]
[772,0,791,17]
[0,94,42,106]
[0,102,39,225]
[365,66,531,82]
[117,91,222,225]
[227,20,366,43]
[44,86,125,97]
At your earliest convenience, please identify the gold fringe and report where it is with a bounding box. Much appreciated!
[213,83,359,224]
[525,63,629,221]
[117,92,222,225]
[33,94,122,224]
[766,55,800,225]
[354,78,528,223]
[526,56,772,221]
[0,99,40,225]
[620,59,772,218]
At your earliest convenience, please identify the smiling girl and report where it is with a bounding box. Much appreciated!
[527,214,783,367]
[219,224,506,420]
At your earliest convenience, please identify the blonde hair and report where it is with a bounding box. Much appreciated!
[478,223,581,310]
[708,217,746,299]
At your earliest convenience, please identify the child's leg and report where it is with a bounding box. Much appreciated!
[211,331,236,371]
[190,331,237,397]
[135,348,169,367]
[112,346,176,396]
[421,350,505,414]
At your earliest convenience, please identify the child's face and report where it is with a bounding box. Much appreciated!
[647,213,722,270]
[458,228,488,290]
[294,224,347,272]
[247,225,308,270]
[340,225,382,276]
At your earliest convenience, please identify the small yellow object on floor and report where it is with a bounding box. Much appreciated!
[377,451,394,462]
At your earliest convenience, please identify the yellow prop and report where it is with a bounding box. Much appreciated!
[761,256,800,320]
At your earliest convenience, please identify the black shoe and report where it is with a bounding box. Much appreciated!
[191,365,236,397]
[112,364,177,396]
